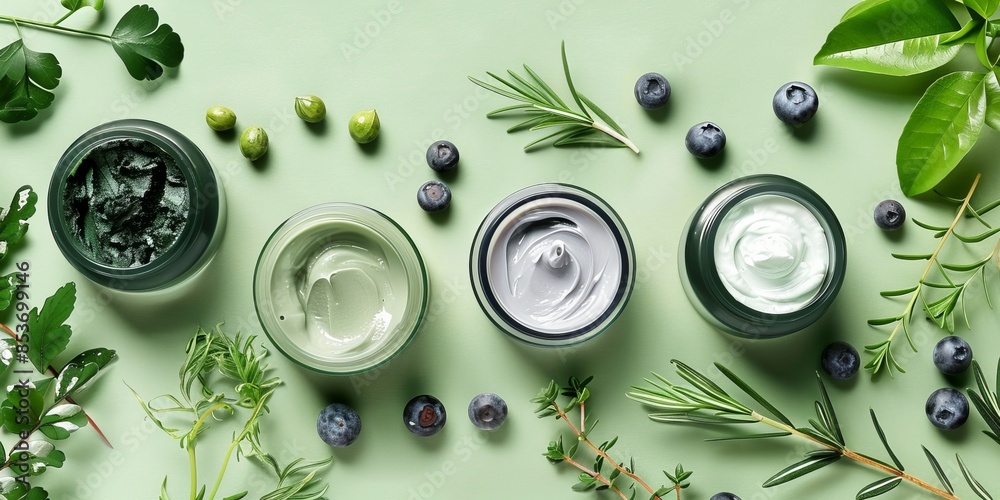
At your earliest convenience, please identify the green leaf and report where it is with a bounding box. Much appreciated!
[965,0,1000,19]
[26,283,76,373]
[54,347,117,400]
[922,446,954,494]
[841,0,894,20]
[762,451,841,487]
[975,22,992,68]
[856,476,902,499]
[892,252,932,260]
[0,41,61,123]
[560,41,589,119]
[713,363,793,426]
[942,18,984,46]
[957,454,994,500]
[705,431,792,442]
[815,375,844,445]
[985,70,1000,131]
[880,286,918,297]
[897,71,988,196]
[60,0,104,13]
[0,273,22,311]
[0,186,37,262]
[110,5,184,80]
[2,387,44,433]
[815,0,960,76]
[579,93,626,135]
[869,409,904,470]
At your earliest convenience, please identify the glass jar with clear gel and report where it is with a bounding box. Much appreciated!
[48,119,226,292]
[470,184,635,347]
[679,174,846,338]
[254,203,428,374]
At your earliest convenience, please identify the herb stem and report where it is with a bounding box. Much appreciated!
[880,173,981,364]
[592,121,640,154]
[52,11,73,26]
[562,454,629,500]
[751,412,958,499]
[188,444,198,500]
[0,14,110,41]
[206,438,240,500]
[0,320,113,448]
[552,402,662,499]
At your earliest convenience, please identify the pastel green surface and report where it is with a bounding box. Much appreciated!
[1,1,1000,499]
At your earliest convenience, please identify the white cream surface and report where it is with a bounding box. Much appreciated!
[714,195,829,314]
[487,198,622,334]
[268,223,406,357]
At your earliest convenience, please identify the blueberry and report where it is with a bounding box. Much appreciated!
[316,403,361,447]
[404,395,446,437]
[933,336,973,375]
[820,341,860,380]
[426,140,459,172]
[710,493,741,500]
[634,72,671,110]
[773,81,818,126]
[874,200,905,231]
[925,388,969,430]
[685,122,726,159]
[417,180,452,212]
[468,393,508,430]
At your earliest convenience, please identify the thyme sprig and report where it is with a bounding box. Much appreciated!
[868,173,1000,377]
[628,360,993,500]
[968,359,1000,448]
[129,326,330,500]
[469,41,639,153]
[532,376,688,500]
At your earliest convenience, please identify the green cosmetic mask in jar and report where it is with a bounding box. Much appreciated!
[48,119,227,292]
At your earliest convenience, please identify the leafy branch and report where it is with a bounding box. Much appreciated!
[0,2,184,123]
[470,41,639,153]
[868,173,1000,377]
[532,376,689,500]
[815,0,1000,195]
[130,326,330,500]
[968,358,1000,447]
[627,360,993,500]
[0,186,118,500]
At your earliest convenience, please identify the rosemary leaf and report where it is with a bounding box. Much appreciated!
[761,453,841,488]
[922,446,955,494]
[856,476,902,499]
[869,409,904,471]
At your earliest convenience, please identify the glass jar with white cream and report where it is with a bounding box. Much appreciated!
[679,175,846,338]
[470,184,635,347]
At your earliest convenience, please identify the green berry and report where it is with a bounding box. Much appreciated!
[295,95,327,123]
[240,126,268,161]
[206,106,236,131]
[349,109,380,144]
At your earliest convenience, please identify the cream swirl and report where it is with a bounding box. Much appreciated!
[714,195,829,314]
[488,199,622,334]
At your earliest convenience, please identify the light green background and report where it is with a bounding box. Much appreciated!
[1,0,999,498]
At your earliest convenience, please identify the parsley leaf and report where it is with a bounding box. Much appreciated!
[111,5,184,80]
[26,282,76,373]
[0,41,61,123]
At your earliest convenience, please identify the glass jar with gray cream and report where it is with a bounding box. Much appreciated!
[679,175,846,338]
[470,184,635,347]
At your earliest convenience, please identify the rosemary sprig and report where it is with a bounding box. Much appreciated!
[627,360,994,500]
[469,41,639,153]
[130,325,330,500]
[532,376,687,500]
[968,359,1000,447]
[868,173,1000,377]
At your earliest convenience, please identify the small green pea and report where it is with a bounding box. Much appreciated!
[295,95,327,123]
[240,126,268,161]
[348,109,380,144]
[206,106,237,131]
